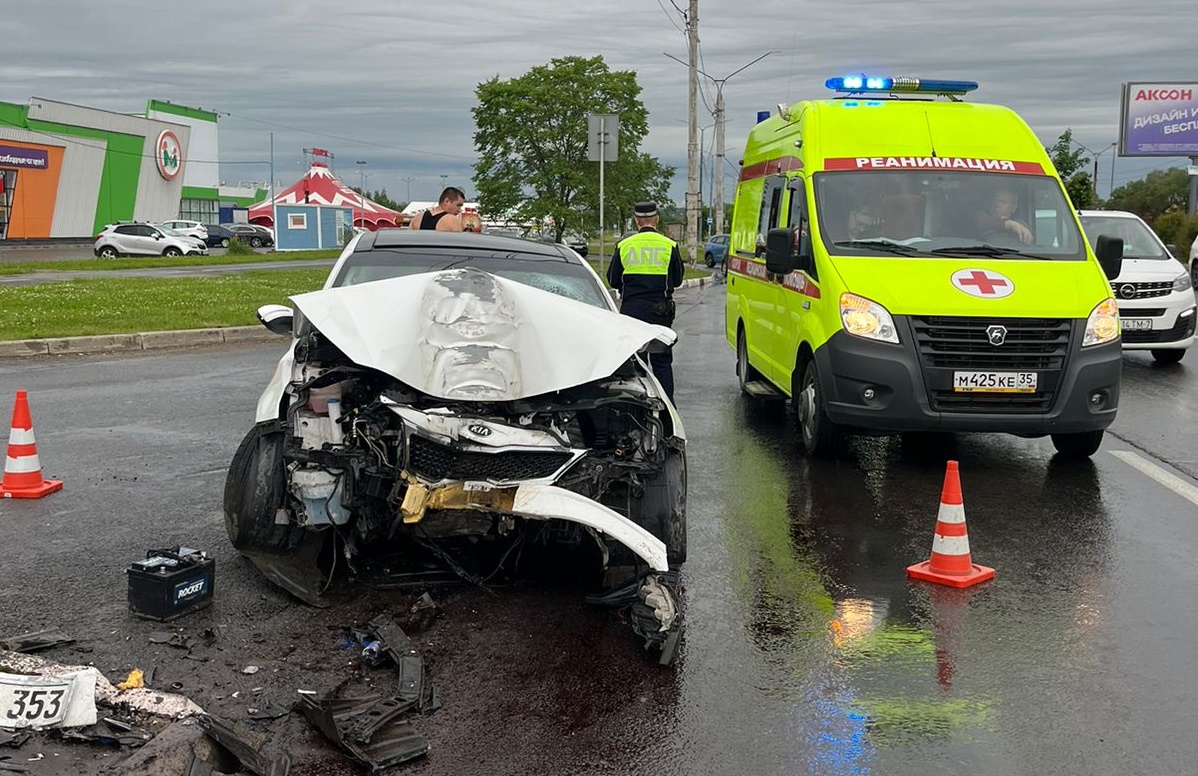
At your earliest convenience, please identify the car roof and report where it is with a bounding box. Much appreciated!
[360,229,581,261]
[1077,210,1144,221]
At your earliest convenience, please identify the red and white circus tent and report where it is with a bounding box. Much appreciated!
[247,162,403,230]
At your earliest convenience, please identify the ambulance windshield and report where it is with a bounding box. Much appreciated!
[813,170,1087,261]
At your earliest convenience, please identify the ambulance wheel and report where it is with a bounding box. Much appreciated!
[1050,430,1103,459]
[1150,348,1184,364]
[223,422,303,554]
[794,357,842,457]
[737,328,762,395]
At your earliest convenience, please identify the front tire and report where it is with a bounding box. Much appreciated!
[1050,430,1104,459]
[163,247,182,257]
[223,422,303,554]
[250,236,263,248]
[1151,348,1185,364]
[793,357,842,457]
[630,448,687,565]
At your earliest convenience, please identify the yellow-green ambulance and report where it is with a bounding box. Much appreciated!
[726,76,1125,459]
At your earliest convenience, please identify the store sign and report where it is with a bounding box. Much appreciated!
[1119,82,1198,157]
[156,130,182,180]
[0,144,49,170]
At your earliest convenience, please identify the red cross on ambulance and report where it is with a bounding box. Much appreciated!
[951,268,1015,298]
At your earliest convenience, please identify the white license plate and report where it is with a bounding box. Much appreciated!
[953,371,1037,393]
[0,676,70,728]
[1120,318,1153,331]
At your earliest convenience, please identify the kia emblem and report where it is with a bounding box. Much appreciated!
[467,423,492,437]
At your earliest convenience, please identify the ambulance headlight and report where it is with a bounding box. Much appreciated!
[840,293,899,344]
[1083,298,1121,347]
[1172,272,1192,293]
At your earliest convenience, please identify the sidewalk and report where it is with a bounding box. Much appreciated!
[0,276,721,358]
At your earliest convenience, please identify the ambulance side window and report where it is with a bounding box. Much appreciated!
[757,177,785,257]
[788,179,816,280]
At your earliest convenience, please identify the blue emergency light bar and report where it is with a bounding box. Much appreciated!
[825,76,979,95]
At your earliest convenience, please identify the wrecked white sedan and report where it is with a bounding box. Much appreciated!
[224,231,686,661]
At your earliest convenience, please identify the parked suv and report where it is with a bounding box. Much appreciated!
[158,220,208,243]
[221,223,274,248]
[94,223,208,258]
[1078,210,1196,364]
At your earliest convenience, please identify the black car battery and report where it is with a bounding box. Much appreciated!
[127,547,215,621]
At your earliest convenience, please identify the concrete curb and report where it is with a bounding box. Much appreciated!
[0,278,720,359]
[0,326,281,358]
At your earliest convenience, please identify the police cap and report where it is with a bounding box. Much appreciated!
[633,201,659,218]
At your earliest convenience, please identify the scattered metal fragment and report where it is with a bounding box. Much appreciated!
[587,571,684,666]
[247,703,292,721]
[0,731,29,749]
[58,717,152,748]
[198,715,290,776]
[0,628,75,654]
[297,684,429,771]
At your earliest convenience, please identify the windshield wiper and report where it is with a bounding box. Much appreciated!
[832,240,921,255]
[929,244,1053,260]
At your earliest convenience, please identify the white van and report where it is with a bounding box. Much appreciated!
[1078,210,1196,364]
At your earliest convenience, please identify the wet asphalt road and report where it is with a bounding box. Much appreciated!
[1,283,1197,774]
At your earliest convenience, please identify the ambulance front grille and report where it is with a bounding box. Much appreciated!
[912,316,1072,414]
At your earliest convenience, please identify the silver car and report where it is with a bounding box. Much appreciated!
[93,223,208,258]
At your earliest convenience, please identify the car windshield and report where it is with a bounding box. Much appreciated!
[812,170,1086,260]
[332,248,610,309]
[1078,215,1170,260]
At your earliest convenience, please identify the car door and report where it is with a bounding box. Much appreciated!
[110,225,142,254]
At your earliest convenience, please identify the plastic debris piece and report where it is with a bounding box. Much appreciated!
[116,669,144,691]
[0,628,75,654]
[242,666,260,675]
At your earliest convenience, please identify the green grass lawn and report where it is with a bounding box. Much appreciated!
[0,249,342,276]
[0,270,329,340]
[0,256,714,341]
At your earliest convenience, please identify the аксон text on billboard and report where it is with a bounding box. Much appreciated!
[1120,82,1198,157]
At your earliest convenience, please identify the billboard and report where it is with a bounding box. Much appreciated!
[1119,82,1198,157]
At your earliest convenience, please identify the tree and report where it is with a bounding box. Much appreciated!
[1106,168,1191,223]
[1045,129,1096,209]
[472,56,668,241]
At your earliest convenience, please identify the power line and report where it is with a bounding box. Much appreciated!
[655,0,685,34]
[220,111,475,162]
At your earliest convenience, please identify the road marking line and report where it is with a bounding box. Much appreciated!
[1109,450,1198,507]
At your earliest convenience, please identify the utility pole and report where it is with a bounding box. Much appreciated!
[402,176,415,203]
[667,51,776,237]
[685,0,699,265]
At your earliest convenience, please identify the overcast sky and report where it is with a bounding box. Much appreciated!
[3,0,1192,206]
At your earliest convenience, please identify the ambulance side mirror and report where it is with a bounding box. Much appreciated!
[765,228,797,274]
[1094,235,1124,281]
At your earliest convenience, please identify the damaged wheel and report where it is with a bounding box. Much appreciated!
[223,421,303,554]
[632,448,687,565]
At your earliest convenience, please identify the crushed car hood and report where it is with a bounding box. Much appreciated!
[290,269,676,401]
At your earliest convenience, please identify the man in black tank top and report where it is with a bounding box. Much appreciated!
[409,187,467,231]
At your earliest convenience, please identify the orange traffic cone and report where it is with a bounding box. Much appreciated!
[906,460,993,588]
[0,390,63,499]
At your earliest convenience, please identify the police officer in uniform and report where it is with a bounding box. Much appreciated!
[607,201,684,401]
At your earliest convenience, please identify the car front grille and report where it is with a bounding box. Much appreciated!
[1111,281,1172,300]
[407,435,573,482]
[911,316,1072,413]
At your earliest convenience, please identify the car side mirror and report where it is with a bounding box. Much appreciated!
[1094,235,1124,281]
[256,304,294,336]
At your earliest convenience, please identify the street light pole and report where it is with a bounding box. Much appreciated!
[1071,140,1116,200]
[666,51,777,237]
[402,176,415,203]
